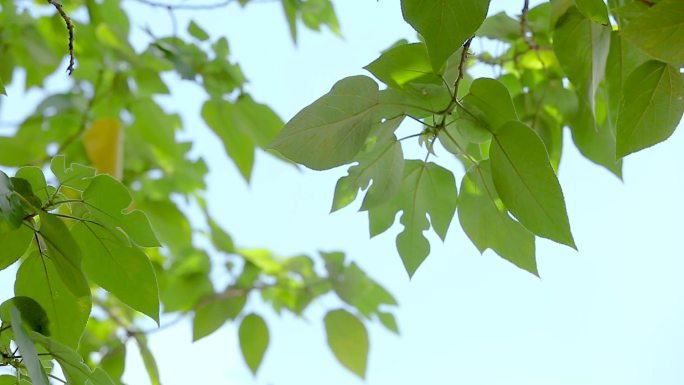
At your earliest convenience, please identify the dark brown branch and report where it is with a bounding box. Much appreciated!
[453,37,473,101]
[46,0,75,74]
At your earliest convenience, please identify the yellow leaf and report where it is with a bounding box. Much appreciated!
[83,118,123,179]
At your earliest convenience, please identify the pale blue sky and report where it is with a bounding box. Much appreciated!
[3,1,684,384]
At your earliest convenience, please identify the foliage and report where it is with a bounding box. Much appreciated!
[273,0,684,277]
[0,0,683,384]
[0,0,394,383]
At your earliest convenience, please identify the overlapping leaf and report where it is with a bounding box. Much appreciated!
[271,76,380,170]
[622,0,684,65]
[554,6,611,112]
[15,253,91,348]
[401,0,490,70]
[458,162,537,274]
[368,161,457,277]
[490,121,575,248]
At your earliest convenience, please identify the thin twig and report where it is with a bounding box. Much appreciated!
[520,0,538,51]
[638,0,655,6]
[46,0,75,74]
[452,37,473,102]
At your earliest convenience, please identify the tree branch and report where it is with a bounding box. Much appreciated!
[46,0,75,74]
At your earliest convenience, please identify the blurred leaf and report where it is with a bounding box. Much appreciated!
[238,313,269,375]
[324,309,368,378]
[83,118,124,179]
[193,294,246,341]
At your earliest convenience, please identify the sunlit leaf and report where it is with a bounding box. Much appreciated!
[71,222,160,323]
[15,253,91,348]
[193,294,246,341]
[82,175,160,247]
[38,213,90,298]
[83,118,124,179]
[364,42,442,88]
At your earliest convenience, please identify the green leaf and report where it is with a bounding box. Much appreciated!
[461,77,518,132]
[0,171,27,232]
[368,161,457,277]
[202,98,255,180]
[401,0,490,70]
[0,225,33,270]
[271,75,380,170]
[325,260,397,317]
[31,332,116,385]
[82,175,160,247]
[281,0,298,42]
[458,161,537,275]
[71,222,160,323]
[238,313,269,375]
[0,376,19,385]
[332,133,404,212]
[134,334,161,385]
[50,155,96,191]
[0,296,50,335]
[477,11,520,41]
[324,309,368,378]
[9,307,49,385]
[15,166,50,204]
[0,78,5,96]
[99,342,126,382]
[569,96,623,177]
[622,0,684,65]
[616,60,684,157]
[553,6,611,111]
[15,253,91,348]
[377,312,399,334]
[575,0,610,25]
[193,294,246,341]
[364,42,442,88]
[38,213,90,298]
[187,20,210,41]
[490,121,575,248]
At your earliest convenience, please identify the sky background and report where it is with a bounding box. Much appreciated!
[3,1,684,384]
